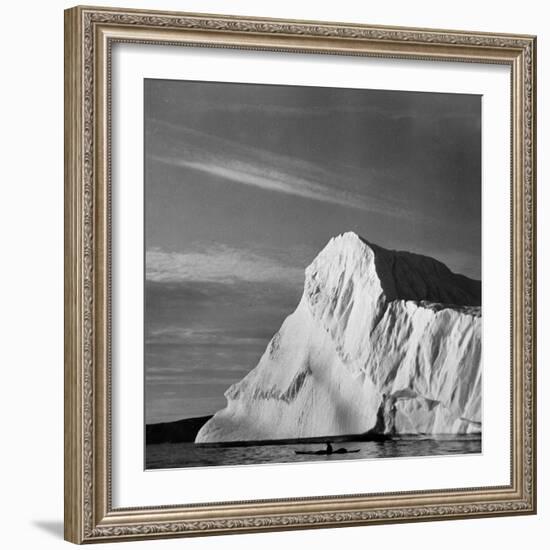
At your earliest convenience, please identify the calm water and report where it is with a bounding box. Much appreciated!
[146,435,481,469]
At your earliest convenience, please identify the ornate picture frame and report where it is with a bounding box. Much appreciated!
[64,5,536,544]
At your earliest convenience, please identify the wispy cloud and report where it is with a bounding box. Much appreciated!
[146,326,271,347]
[146,244,304,286]
[147,121,412,219]
[159,156,385,213]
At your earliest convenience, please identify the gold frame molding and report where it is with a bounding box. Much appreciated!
[64,5,537,544]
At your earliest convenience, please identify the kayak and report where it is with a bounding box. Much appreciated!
[295,449,360,455]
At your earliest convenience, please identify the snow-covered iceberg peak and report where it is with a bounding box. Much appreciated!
[306,231,480,312]
[196,232,482,443]
[304,233,387,342]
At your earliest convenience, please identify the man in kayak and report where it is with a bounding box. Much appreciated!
[325,441,333,455]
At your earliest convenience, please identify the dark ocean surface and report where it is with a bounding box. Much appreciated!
[145,435,481,469]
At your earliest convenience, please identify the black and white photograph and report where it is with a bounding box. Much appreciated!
[144,79,482,470]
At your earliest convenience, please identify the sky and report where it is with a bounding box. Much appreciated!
[144,78,481,424]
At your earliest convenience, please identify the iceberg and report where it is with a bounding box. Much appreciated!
[196,232,481,443]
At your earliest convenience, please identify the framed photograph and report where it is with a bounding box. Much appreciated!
[64,5,537,544]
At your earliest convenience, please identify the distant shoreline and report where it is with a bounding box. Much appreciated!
[191,433,481,449]
[146,416,481,447]
[146,415,213,445]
